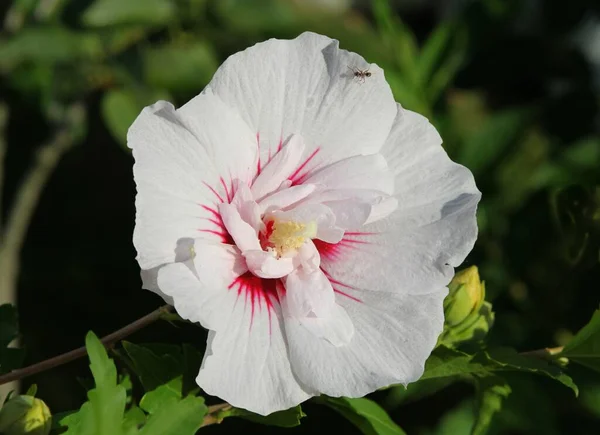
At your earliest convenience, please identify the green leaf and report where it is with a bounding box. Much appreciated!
[122,341,181,392]
[471,376,511,435]
[0,27,101,69]
[421,346,578,395]
[321,397,406,435]
[431,400,474,435]
[143,42,218,93]
[481,347,578,395]
[63,331,127,435]
[372,0,418,82]
[426,25,468,102]
[457,108,531,175]
[123,405,146,434]
[421,346,490,380]
[82,0,176,27]
[219,405,305,428]
[138,395,207,435]
[383,377,455,409]
[417,22,455,83]
[139,378,182,414]
[560,309,600,373]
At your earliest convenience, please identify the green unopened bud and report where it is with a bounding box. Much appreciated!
[0,395,51,435]
[444,266,484,325]
[439,266,494,348]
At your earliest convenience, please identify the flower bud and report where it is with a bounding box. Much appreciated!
[439,266,494,347]
[0,395,52,435]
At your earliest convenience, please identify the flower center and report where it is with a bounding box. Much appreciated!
[262,218,317,256]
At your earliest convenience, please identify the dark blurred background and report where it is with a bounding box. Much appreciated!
[1,0,599,433]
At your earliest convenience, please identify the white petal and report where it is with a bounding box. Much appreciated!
[258,184,316,213]
[244,250,295,279]
[282,268,353,347]
[302,153,394,194]
[323,199,371,230]
[317,106,480,295]
[295,240,320,273]
[156,241,247,331]
[218,203,261,252]
[198,303,312,415]
[205,32,397,174]
[128,95,257,269]
[291,304,354,347]
[302,188,397,225]
[251,134,305,199]
[285,288,446,396]
[284,268,335,318]
[177,91,258,185]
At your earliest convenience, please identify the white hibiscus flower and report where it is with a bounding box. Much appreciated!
[128,32,480,416]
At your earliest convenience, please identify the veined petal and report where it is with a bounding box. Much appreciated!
[323,199,372,230]
[258,184,316,213]
[282,268,353,347]
[156,241,247,331]
[128,95,257,269]
[302,153,394,194]
[317,106,480,295]
[219,203,261,252]
[285,288,446,395]
[205,32,397,174]
[284,268,335,318]
[198,305,312,415]
[251,134,305,199]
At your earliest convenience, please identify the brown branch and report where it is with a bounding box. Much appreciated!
[202,403,233,427]
[520,346,564,359]
[0,305,173,386]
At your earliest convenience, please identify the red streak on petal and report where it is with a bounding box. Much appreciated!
[228,273,281,334]
[313,239,342,261]
[344,231,379,237]
[256,132,262,175]
[203,182,224,203]
[220,177,232,203]
[201,205,220,220]
[288,148,320,185]
[277,137,283,152]
[204,218,223,227]
[198,229,229,243]
[333,288,362,303]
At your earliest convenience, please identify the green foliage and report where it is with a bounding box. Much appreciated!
[1,0,599,433]
[142,42,218,93]
[0,27,101,69]
[121,341,185,392]
[421,346,577,395]
[472,376,511,435]
[218,405,305,428]
[81,0,176,27]
[560,309,600,373]
[60,333,207,435]
[0,304,24,376]
[62,332,127,435]
[457,108,531,176]
[320,397,406,435]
